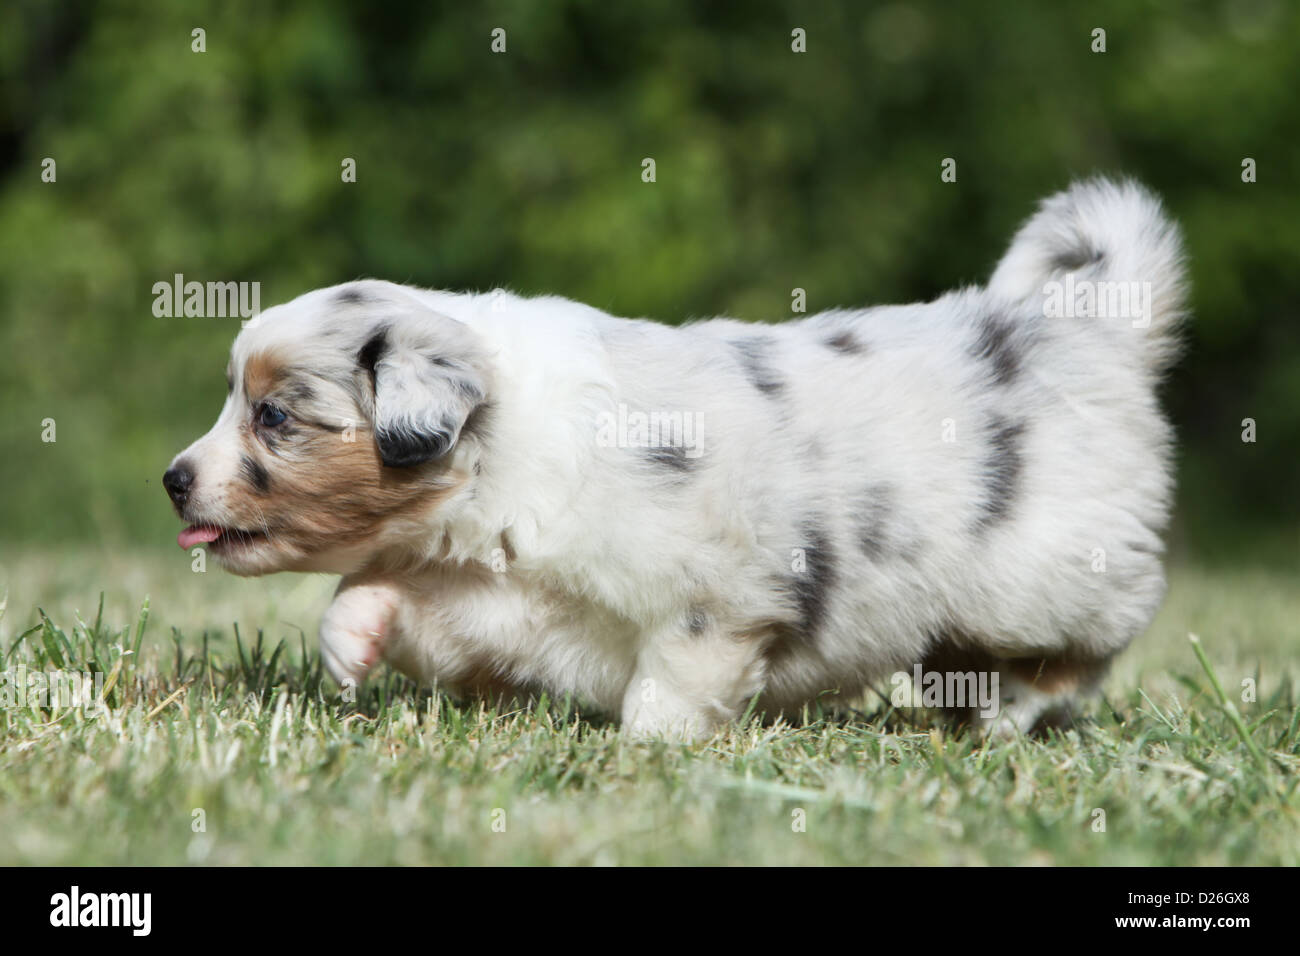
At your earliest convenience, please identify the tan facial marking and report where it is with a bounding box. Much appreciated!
[243,349,290,398]
[231,421,463,565]
[292,432,461,538]
[210,346,469,571]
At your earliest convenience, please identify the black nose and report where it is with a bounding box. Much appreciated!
[163,463,194,506]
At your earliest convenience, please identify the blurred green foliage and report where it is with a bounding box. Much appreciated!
[0,0,1296,563]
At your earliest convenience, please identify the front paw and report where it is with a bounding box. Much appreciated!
[620,679,720,742]
[319,584,399,688]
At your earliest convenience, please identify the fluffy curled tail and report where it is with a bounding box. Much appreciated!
[988,177,1188,376]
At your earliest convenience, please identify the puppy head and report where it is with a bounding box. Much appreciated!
[163,281,490,575]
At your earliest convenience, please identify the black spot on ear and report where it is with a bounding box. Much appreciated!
[976,416,1026,530]
[825,331,865,355]
[730,337,785,396]
[240,455,271,494]
[357,328,389,381]
[336,286,368,305]
[376,428,451,468]
[971,316,1021,387]
[786,520,837,642]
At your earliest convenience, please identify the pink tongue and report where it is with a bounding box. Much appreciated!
[178,525,223,549]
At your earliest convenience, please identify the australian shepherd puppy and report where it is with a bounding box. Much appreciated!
[164,178,1185,738]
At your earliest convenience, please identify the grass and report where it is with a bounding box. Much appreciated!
[0,550,1297,865]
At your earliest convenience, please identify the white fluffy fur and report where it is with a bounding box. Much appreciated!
[175,178,1186,738]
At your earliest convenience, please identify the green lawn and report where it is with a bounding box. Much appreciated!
[1,551,1296,865]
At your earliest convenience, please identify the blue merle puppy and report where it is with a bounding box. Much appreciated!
[164,177,1185,738]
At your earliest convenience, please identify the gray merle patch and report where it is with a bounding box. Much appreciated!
[645,445,695,474]
[976,415,1026,530]
[1050,244,1104,272]
[970,315,1022,387]
[786,520,837,641]
[824,331,865,355]
[730,337,785,396]
[335,287,369,305]
[855,482,896,559]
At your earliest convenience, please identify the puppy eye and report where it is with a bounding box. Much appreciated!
[257,402,288,428]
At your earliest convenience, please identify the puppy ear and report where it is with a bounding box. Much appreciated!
[358,319,488,468]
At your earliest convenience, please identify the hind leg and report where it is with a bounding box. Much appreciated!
[979,656,1114,737]
[918,640,1112,736]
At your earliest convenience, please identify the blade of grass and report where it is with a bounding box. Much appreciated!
[1188,633,1277,775]
[145,678,195,720]
[5,623,44,664]
[132,597,150,657]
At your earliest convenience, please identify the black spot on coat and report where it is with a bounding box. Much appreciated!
[970,315,1021,387]
[977,416,1026,530]
[1050,244,1104,272]
[825,331,865,355]
[855,482,895,559]
[336,286,368,304]
[645,445,694,474]
[730,337,785,396]
[687,608,708,635]
[787,521,837,641]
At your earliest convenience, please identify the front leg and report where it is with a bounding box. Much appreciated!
[620,619,767,741]
[319,576,405,689]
